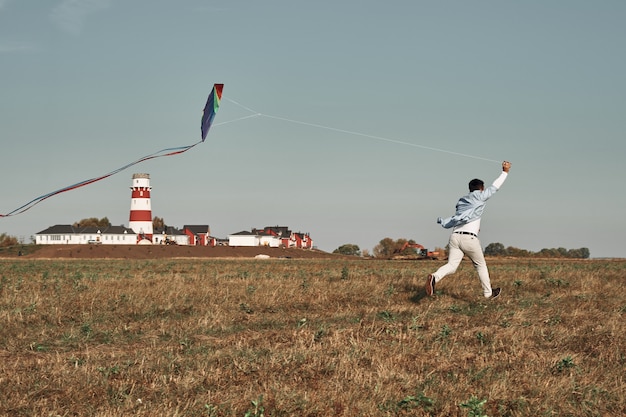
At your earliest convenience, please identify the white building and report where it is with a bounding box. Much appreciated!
[228,230,282,247]
[228,231,260,247]
[35,225,137,245]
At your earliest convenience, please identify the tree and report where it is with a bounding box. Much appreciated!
[0,233,18,247]
[484,242,506,256]
[153,216,166,230]
[576,248,590,259]
[73,217,110,228]
[395,239,416,256]
[539,248,559,258]
[506,246,531,257]
[373,238,417,258]
[373,238,396,258]
[567,247,590,259]
[333,244,361,257]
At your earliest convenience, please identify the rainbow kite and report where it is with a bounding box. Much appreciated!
[202,83,223,141]
[0,83,223,218]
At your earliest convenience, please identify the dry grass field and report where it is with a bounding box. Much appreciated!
[0,257,624,416]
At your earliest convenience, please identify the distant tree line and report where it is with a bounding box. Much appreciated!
[334,239,414,258]
[73,217,111,228]
[334,238,446,259]
[372,238,439,258]
[333,239,591,259]
[484,243,590,259]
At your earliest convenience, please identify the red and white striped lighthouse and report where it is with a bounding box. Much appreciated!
[129,173,153,243]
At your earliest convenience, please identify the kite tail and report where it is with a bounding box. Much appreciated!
[1,83,222,218]
[0,141,202,217]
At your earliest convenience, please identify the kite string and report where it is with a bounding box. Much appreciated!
[2,91,499,218]
[224,97,501,164]
[213,113,261,127]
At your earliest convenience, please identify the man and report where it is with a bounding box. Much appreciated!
[425,160,511,299]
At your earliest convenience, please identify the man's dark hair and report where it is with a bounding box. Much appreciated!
[469,179,484,192]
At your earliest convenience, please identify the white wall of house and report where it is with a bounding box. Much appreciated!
[175,235,190,245]
[35,232,139,244]
[259,235,281,247]
[35,234,82,244]
[228,234,260,247]
[98,233,138,244]
[153,234,190,245]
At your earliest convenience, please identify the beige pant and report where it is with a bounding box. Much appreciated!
[432,233,493,297]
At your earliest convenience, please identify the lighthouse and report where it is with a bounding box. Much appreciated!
[129,173,153,243]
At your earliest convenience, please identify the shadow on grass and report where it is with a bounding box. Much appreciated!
[409,286,431,303]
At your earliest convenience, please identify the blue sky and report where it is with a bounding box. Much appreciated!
[1,1,624,258]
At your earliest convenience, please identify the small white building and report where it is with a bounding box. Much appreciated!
[35,225,137,245]
[228,227,312,248]
[228,231,260,247]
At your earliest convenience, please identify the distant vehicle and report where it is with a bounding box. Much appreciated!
[87,239,102,245]
[393,241,439,260]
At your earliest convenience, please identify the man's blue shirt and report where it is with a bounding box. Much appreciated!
[437,171,508,229]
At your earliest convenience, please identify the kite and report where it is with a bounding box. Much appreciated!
[202,83,223,141]
[0,83,223,218]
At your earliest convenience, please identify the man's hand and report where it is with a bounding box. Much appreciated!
[502,161,511,173]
